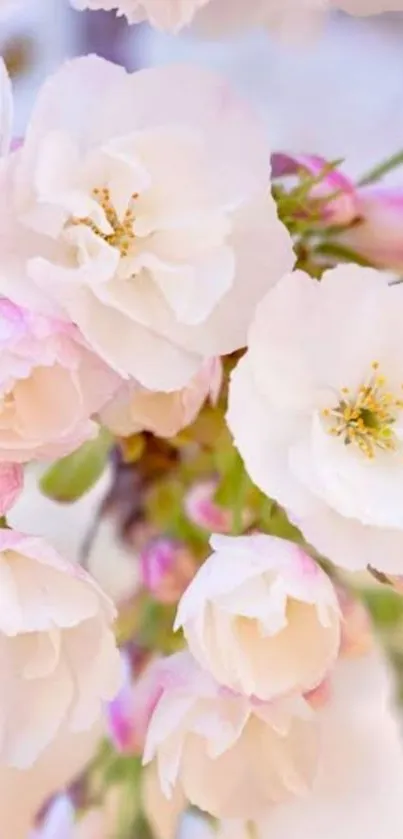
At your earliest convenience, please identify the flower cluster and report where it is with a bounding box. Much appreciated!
[1,1,403,838]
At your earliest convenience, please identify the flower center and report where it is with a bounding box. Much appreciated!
[71,187,138,257]
[322,362,403,459]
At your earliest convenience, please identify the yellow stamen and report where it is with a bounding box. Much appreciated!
[71,187,138,257]
[322,362,402,459]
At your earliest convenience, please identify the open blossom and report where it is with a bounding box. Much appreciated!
[253,649,403,839]
[0,723,101,839]
[175,534,340,700]
[0,463,23,515]
[0,298,118,463]
[101,358,222,438]
[143,651,318,819]
[0,530,121,768]
[208,649,403,839]
[228,266,403,574]
[0,57,294,392]
[142,763,186,839]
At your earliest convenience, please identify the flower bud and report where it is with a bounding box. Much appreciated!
[140,537,196,604]
[106,656,165,755]
[185,480,252,533]
[272,152,358,226]
[337,186,403,271]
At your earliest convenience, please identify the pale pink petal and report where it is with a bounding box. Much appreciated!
[0,463,23,515]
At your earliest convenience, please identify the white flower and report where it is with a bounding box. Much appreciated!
[175,533,340,700]
[0,530,121,768]
[228,266,403,574]
[202,649,403,839]
[142,763,186,839]
[0,57,293,391]
[143,651,318,819]
[101,358,222,438]
[0,722,101,839]
[254,649,403,839]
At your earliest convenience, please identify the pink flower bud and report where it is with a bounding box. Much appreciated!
[185,480,253,533]
[337,186,403,271]
[106,656,165,755]
[272,152,358,226]
[140,537,196,604]
[0,463,23,516]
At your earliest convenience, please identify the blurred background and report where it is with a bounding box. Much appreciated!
[4,1,403,181]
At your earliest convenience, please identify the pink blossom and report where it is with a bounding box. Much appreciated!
[0,529,121,767]
[140,537,197,604]
[0,463,23,515]
[227,266,403,574]
[101,359,222,439]
[0,58,294,391]
[143,651,318,819]
[175,534,340,700]
[0,298,119,463]
[142,764,186,839]
[0,723,101,839]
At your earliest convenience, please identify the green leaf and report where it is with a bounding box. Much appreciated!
[40,427,113,502]
[358,148,403,187]
[361,587,403,628]
[259,499,303,543]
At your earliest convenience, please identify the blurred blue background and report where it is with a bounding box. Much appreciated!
[3,2,403,181]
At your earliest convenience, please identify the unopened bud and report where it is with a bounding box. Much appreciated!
[272,152,358,226]
[185,480,252,534]
[140,537,196,604]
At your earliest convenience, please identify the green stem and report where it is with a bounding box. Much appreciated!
[358,149,403,187]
